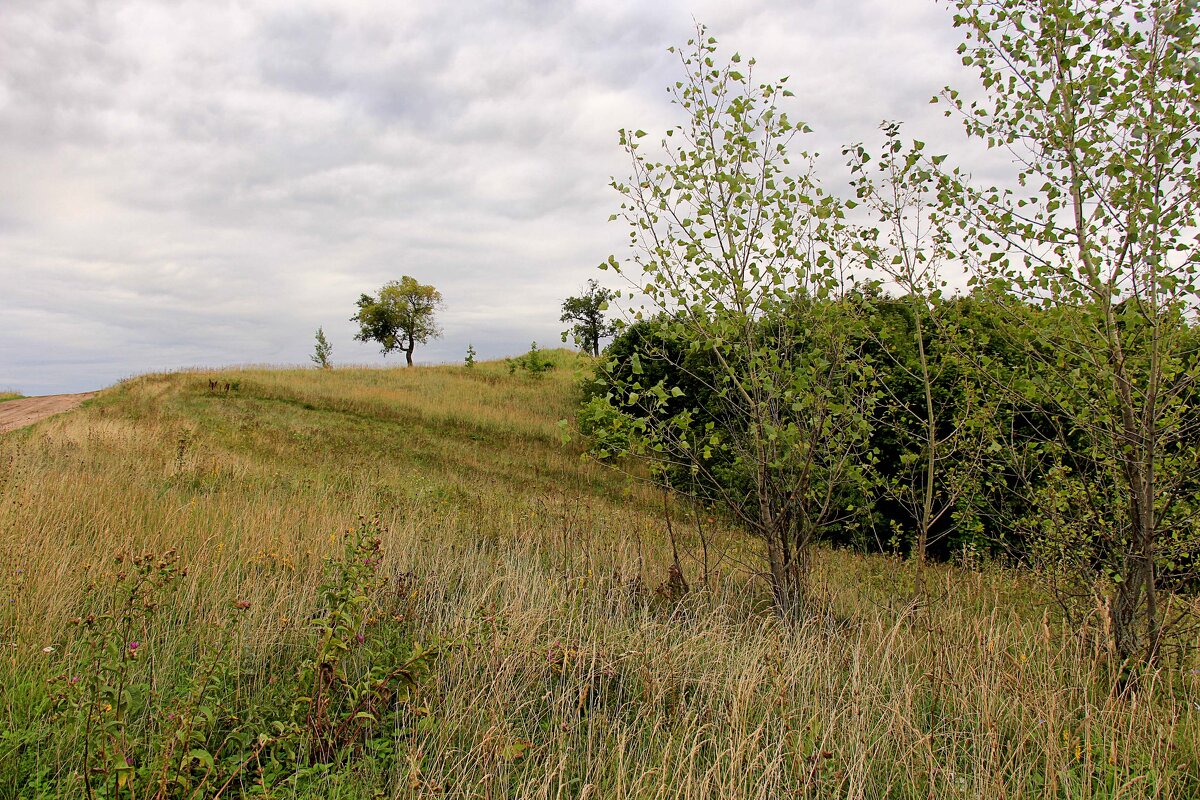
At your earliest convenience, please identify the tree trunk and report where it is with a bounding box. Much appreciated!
[405,335,415,367]
[1110,475,1161,666]
[1111,556,1146,665]
[764,520,808,619]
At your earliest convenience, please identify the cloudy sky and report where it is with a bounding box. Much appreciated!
[0,0,1005,395]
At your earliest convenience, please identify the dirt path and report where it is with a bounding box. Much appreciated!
[0,392,97,435]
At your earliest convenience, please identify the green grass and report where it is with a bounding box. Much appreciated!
[0,392,23,403]
[1,355,1198,798]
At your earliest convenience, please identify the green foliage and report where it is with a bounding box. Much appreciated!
[574,393,636,461]
[506,342,555,377]
[35,522,434,797]
[464,343,477,368]
[560,279,617,357]
[602,27,877,612]
[312,327,333,369]
[352,277,443,367]
[294,520,435,768]
[937,0,1200,662]
[586,294,1035,561]
[50,551,185,797]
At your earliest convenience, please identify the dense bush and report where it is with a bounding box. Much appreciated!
[581,290,1200,583]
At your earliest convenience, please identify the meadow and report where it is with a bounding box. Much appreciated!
[2,354,1198,798]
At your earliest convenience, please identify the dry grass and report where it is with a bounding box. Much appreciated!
[2,355,1198,798]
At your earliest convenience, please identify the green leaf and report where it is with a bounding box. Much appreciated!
[188,748,215,771]
[500,739,530,762]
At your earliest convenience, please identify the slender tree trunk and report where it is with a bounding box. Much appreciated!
[764,516,807,618]
[792,529,811,613]
[762,508,799,615]
[913,306,936,569]
[1111,455,1162,665]
[405,335,415,367]
[1111,555,1146,665]
[662,486,689,596]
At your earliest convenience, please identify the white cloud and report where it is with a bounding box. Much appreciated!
[1,0,1011,393]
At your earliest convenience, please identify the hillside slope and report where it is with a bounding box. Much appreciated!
[2,357,1197,798]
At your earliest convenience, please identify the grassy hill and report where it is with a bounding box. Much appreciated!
[2,355,1197,798]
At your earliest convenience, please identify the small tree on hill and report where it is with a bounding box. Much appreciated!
[560,279,617,357]
[352,277,443,367]
[311,327,333,369]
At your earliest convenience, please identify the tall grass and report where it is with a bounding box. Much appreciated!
[2,355,1197,797]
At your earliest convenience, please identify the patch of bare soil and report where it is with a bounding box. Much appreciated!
[0,392,97,435]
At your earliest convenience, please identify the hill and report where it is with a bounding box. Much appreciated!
[1,356,1197,797]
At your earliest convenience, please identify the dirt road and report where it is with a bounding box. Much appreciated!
[0,392,97,435]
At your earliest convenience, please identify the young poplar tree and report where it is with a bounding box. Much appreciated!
[602,29,876,614]
[941,0,1200,663]
[846,124,997,573]
[311,327,333,369]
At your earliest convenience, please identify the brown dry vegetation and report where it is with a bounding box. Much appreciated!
[1,356,1198,797]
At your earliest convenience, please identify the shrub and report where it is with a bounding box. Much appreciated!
[506,342,555,377]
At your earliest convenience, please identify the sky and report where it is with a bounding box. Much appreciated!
[0,0,1009,395]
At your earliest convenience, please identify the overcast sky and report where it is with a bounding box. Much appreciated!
[0,0,1009,395]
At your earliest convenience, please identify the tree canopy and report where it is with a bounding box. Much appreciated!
[560,279,617,357]
[352,277,443,367]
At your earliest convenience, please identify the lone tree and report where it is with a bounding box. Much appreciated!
[352,277,443,367]
[560,279,617,357]
[311,327,333,369]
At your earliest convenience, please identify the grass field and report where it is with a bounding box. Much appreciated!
[0,393,23,403]
[2,354,1198,798]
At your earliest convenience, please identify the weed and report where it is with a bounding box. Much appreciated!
[295,519,435,767]
[36,523,434,797]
